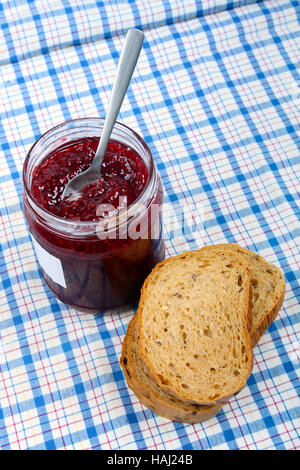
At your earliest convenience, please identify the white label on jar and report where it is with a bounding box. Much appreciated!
[31,236,67,288]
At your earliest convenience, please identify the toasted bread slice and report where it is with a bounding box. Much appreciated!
[137,246,253,405]
[219,244,285,346]
[121,314,223,423]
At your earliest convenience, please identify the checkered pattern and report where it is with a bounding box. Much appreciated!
[0,0,299,450]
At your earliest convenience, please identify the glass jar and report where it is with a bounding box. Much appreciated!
[23,118,165,313]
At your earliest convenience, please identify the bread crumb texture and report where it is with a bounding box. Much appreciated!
[120,314,223,423]
[138,246,253,405]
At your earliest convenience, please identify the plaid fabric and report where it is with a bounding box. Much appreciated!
[0,0,299,450]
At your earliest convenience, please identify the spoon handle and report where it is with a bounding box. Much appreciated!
[92,28,144,170]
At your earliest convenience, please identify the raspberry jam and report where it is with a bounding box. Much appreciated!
[23,119,165,313]
[31,138,148,221]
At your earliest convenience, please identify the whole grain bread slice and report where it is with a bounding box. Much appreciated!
[121,314,223,423]
[218,244,285,346]
[120,244,284,419]
[137,245,253,405]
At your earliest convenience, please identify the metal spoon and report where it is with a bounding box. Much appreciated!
[61,28,144,200]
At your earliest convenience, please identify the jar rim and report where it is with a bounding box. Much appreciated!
[23,117,157,236]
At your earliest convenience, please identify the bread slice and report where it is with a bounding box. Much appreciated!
[120,244,284,419]
[137,246,253,405]
[121,314,223,423]
[218,244,285,346]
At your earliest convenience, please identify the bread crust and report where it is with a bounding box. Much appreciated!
[130,380,223,424]
[120,314,223,423]
[137,245,254,406]
[250,285,285,347]
[211,244,285,346]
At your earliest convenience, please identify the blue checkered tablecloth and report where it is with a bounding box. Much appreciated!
[0,0,299,450]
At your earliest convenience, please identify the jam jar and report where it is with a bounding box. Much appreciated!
[23,118,165,313]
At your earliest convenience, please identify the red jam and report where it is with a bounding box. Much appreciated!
[31,137,148,220]
[23,125,164,313]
